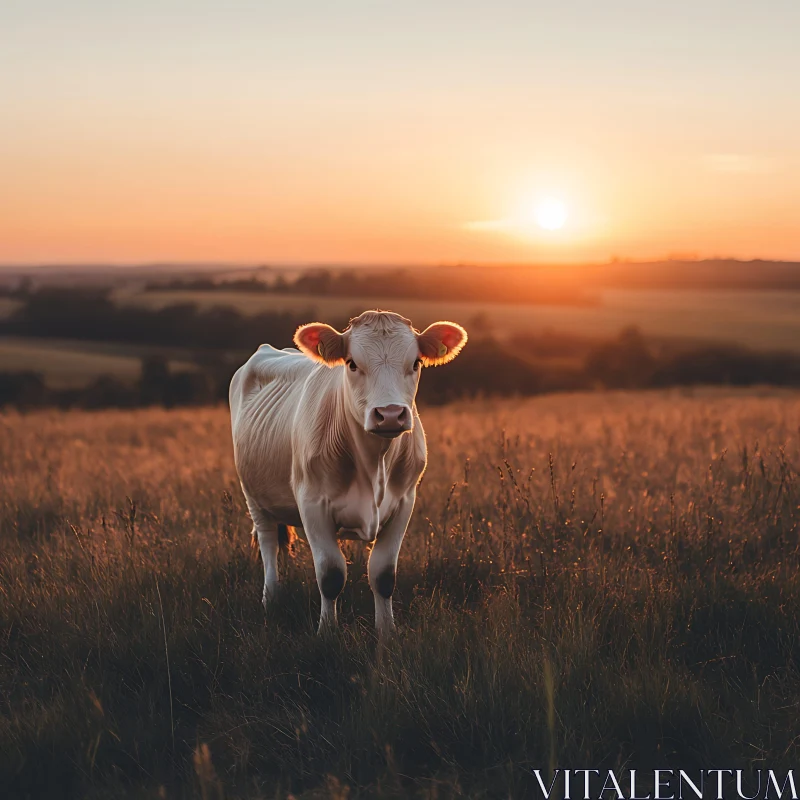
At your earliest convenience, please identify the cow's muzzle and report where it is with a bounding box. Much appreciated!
[367,404,411,438]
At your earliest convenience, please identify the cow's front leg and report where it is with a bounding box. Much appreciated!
[296,491,345,633]
[368,492,415,637]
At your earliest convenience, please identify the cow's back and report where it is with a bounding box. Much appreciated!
[229,345,312,422]
[230,345,317,515]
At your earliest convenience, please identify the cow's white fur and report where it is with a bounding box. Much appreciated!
[229,310,467,634]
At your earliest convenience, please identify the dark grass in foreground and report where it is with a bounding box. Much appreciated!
[0,390,799,798]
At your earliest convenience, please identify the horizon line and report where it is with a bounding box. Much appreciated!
[1,255,799,272]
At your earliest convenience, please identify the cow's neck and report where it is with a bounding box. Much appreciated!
[339,384,392,477]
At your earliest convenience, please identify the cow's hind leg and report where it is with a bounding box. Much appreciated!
[246,498,280,608]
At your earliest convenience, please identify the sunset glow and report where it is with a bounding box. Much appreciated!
[1,2,800,264]
[533,198,568,231]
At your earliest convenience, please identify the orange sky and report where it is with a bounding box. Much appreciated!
[2,2,800,265]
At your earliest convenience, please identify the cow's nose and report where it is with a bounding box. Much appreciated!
[368,404,411,437]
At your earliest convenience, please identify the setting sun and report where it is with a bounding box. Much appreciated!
[534,197,568,231]
[1,1,799,265]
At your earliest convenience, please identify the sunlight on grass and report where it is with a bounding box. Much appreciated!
[0,389,798,797]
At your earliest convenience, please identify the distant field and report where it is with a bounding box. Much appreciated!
[120,287,800,351]
[5,285,798,391]
[0,298,21,320]
[0,337,197,387]
[1,389,798,797]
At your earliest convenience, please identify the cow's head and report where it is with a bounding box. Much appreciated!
[294,311,467,438]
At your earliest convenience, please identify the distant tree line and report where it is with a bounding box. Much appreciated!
[144,276,269,293]
[0,277,32,298]
[420,328,800,404]
[142,259,800,303]
[0,357,219,410]
[0,289,799,410]
[145,267,599,307]
[1,288,335,350]
[598,258,800,290]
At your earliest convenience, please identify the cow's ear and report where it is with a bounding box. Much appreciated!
[417,321,468,367]
[294,323,346,366]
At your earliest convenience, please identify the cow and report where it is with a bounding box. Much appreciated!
[229,310,467,635]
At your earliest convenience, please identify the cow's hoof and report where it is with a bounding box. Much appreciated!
[262,583,281,610]
[317,615,339,636]
[376,621,397,641]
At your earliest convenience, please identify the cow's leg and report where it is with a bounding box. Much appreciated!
[245,496,280,608]
[368,493,415,637]
[296,492,345,633]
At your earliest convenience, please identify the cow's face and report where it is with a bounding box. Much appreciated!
[295,311,467,438]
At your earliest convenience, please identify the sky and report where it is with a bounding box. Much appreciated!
[1,0,799,265]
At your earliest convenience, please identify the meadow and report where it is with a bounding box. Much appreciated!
[1,388,799,798]
[0,298,21,320]
[3,286,799,391]
[123,287,800,352]
[0,337,198,389]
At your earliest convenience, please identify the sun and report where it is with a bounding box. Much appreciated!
[534,197,568,231]
[463,191,575,238]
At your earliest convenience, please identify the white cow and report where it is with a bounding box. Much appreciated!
[229,310,467,635]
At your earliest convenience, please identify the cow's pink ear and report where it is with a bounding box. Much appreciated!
[294,323,346,366]
[417,321,468,367]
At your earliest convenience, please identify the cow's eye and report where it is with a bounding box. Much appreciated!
[347,359,359,372]
[413,358,422,372]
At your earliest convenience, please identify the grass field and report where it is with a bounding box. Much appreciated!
[1,389,799,798]
[121,287,800,352]
[0,337,199,388]
[0,298,21,320]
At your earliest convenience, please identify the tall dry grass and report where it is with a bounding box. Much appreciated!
[1,388,798,798]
